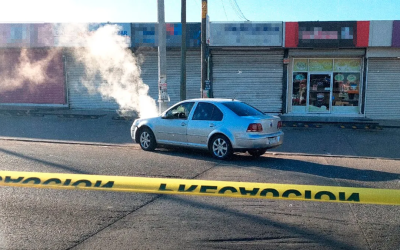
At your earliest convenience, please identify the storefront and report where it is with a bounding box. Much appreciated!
[289,57,363,115]
[284,21,370,117]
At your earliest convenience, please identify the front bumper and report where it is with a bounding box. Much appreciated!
[131,124,138,142]
[233,131,284,150]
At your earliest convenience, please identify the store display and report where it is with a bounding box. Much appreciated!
[292,58,361,113]
[333,72,359,106]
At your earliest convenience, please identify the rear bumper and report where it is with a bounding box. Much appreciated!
[233,131,284,150]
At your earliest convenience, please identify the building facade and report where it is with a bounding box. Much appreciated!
[0,20,399,119]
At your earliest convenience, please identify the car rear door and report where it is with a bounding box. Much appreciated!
[187,102,224,148]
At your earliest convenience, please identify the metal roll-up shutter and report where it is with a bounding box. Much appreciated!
[185,50,202,100]
[139,50,201,106]
[211,50,284,113]
[66,50,119,110]
[366,58,400,119]
[137,50,158,103]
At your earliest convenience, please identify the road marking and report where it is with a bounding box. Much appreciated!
[0,171,399,206]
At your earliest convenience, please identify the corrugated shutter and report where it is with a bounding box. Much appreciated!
[139,50,201,106]
[137,50,158,104]
[66,50,119,110]
[366,58,400,119]
[67,49,200,110]
[211,50,284,113]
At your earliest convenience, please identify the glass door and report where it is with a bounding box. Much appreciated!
[307,73,332,113]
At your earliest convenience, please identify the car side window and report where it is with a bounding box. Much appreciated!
[165,102,194,119]
[192,102,223,121]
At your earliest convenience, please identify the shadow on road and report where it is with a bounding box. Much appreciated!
[152,148,400,182]
[163,195,358,250]
[0,147,91,174]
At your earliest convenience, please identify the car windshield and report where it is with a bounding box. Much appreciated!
[222,101,265,116]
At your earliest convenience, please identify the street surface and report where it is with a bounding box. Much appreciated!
[0,113,399,249]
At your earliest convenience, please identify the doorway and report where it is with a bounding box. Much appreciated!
[307,73,332,113]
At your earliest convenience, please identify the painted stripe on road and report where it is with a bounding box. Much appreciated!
[0,171,399,205]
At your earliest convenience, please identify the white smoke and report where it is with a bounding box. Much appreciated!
[58,23,158,118]
[0,48,58,93]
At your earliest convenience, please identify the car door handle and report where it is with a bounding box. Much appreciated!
[209,123,215,127]
[181,122,186,126]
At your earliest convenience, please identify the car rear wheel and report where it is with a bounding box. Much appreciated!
[139,127,156,151]
[209,135,232,160]
[248,149,267,157]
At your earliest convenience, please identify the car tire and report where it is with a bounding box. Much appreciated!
[248,149,267,158]
[209,134,233,160]
[139,127,156,151]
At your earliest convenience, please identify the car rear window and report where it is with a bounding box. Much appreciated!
[222,102,265,116]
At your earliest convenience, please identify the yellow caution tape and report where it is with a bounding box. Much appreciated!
[0,171,399,205]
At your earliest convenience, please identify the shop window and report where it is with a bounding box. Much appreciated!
[293,59,308,71]
[309,59,333,72]
[333,73,360,107]
[290,58,361,114]
[292,72,308,106]
[334,59,361,72]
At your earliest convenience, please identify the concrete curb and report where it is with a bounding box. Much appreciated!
[0,137,136,148]
[282,121,383,130]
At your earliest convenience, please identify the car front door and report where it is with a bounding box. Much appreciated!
[187,102,223,148]
[154,102,194,146]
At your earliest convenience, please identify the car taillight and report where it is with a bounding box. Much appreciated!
[277,121,282,129]
[247,123,263,132]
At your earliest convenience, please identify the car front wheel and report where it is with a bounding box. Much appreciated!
[209,134,232,160]
[139,127,156,151]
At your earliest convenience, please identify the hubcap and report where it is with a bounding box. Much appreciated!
[213,138,228,157]
[140,132,150,148]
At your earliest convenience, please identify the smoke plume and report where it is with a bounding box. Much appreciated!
[0,48,58,93]
[0,23,157,118]
[58,23,158,118]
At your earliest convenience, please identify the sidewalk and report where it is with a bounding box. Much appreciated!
[280,114,400,128]
[1,107,400,159]
[1,107,399,128]
[0,108,134,145]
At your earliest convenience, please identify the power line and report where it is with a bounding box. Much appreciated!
[229,0,249,21]
[220,0,229,21]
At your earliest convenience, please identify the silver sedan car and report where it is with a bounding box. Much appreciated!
[131,98,284,159]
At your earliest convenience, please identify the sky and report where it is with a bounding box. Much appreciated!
[1,0,400,23]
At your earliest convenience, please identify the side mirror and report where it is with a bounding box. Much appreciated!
[162,112,173,119]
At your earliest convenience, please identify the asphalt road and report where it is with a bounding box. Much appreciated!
[0,139,399,250]
[0,113,399,249]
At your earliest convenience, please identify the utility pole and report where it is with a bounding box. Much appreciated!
[157,0,169,113]
[201,0,208,98]
[180,0,187,101]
